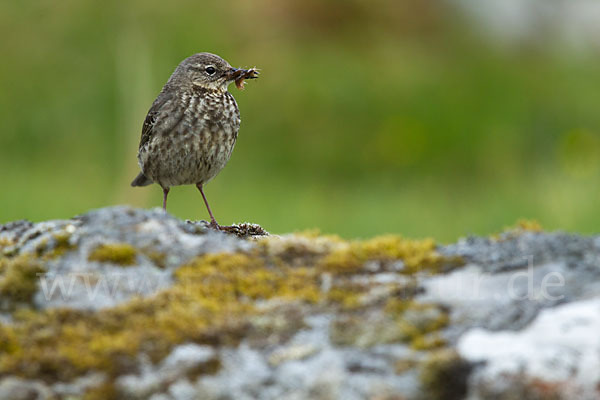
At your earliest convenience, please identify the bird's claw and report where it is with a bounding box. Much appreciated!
[208,219,221,230]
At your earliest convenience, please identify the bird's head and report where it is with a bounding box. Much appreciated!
[172,53,258,92]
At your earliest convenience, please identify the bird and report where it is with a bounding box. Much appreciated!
[131,52,258,229]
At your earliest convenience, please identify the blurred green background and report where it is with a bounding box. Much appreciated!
[1,0,599,241]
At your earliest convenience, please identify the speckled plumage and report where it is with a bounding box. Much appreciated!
[137,88,240,188]
[131,53,258,227]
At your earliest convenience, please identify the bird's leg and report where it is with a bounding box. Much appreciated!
[196,184,219,229]
[162,187,170,211]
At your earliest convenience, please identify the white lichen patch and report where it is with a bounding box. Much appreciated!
[458,298,600,399]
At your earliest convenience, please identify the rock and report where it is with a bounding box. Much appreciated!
[0,377,52,400]
[1,206,252,312]
[0,208,598,399]
[116,344,218,398]
[458,298,600,399]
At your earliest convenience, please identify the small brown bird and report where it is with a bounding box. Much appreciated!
[131,53,258,229]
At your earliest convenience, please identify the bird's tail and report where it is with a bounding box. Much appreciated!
[131,172,153,187]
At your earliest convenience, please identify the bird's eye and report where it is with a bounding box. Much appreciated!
[205,66,216,75]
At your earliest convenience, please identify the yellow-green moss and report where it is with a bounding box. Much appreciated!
[493,219,544,240]
[410,333,446,351]
[0,254,45,308]
[144,250,167,269]
[33,238,49,257]
[32,231,75,260]
[0,324,19,354]
[0,252,321,381]
[88,243,137,266]
[326,286,362,309]
[330,314,407,347]
[515,219,543,232]
[330,296,449,348]
[0,233,461,387]
[82,382,118,400]
[0,237,14,254]
[385,300,450,350]
[47,231,75,258]
[176,253,321,304]
[185,357,221,379]
[319,235,454,275]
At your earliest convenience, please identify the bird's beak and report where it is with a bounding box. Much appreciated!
[225,67,259,82]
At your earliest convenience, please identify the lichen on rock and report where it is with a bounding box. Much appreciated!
[0,254,45,310]
[0,207,599,399]
[88,243,138,266]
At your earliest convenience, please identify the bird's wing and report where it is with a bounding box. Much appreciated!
[139,110,158,150]
[138,90,181,150]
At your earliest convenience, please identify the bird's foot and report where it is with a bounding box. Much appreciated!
[207,219,221,230]
[207,220,239,233]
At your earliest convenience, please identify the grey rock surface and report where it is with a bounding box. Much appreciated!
[0,208,599,400]
[2,206,251,311]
